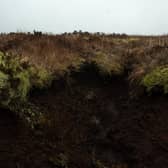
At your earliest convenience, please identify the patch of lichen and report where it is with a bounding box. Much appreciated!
[142,65,168,93]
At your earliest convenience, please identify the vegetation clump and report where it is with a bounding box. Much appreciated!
[90,51,124,75]
[28,66,53,89]
[0,51,52,127]
[142,65,168,94]
[0,52,53,104]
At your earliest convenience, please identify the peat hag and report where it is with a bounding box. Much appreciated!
[0,63,167,168]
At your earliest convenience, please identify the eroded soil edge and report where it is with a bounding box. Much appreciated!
[0,66,168,168]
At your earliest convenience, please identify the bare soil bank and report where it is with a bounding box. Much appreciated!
[0,65,168,168]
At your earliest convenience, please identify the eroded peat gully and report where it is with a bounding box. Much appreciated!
[0,66,168,168]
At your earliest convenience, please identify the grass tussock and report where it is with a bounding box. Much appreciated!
[0,51,53,127]
[0,52,52,105]
[86,51,123,76]
[142,66,168,94]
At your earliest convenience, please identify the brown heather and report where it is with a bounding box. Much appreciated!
[1,32,168,82]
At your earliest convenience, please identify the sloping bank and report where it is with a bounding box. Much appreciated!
[1,51,168,167]
[0,51,168,128]
[0,50,124,129]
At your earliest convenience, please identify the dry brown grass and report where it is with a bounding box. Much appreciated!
[1,32,168,82]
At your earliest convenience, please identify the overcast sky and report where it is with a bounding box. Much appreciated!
[0,0,168,35]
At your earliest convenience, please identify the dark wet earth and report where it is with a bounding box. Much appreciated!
[0,72,168,168]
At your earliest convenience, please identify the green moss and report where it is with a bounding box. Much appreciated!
[142,66,168,93]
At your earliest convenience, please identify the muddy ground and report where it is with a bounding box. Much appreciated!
[0,65,168,168]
